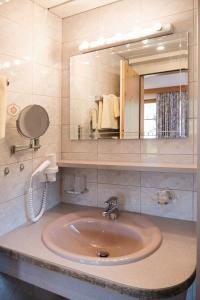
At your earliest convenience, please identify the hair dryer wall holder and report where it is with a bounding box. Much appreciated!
[65,188,89,195]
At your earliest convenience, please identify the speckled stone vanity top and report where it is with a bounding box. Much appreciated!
[0,204,196,299]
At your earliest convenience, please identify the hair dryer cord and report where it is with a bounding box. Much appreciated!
[27,180,48,223]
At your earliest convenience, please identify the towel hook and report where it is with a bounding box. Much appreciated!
[7,80,9,86]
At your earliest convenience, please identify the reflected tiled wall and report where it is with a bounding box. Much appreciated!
[0,0,62,235]
[62,168,197,221]
[62,0,197,165]
[70,52,120,139]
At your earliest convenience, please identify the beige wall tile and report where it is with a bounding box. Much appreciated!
[98,170,140,186]
[0,55,33,94]
[62,182,97,207]
[62,40,80,69]
[141,0,193,21]
[33,36,61,69]
[62,125,98,154]
[0,195,26,236]
[0,16,32,58]
[61,98,70,125]
[62,10,100,43]
[97,0,142,37]
[141,172,194,191]
[0,0,62,235]
[62,168,97,183]
[0,0,33,28]
[62,69,69,98]
[98,183,140,212]
[33,64,61,97]
[141,127,193,155]
[141,187,193,220]
[98,153,141,162]
[6,92,32,128]
[98,139,140,154]
[0,127,33,166]
[140,154,194,164]
[0,160,32,203]
[62,152,98,161]
[33,3,62,43]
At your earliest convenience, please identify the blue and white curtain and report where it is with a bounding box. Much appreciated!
[156,91,189,138]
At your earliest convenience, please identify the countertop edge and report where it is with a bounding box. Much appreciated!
[0,245,196,299]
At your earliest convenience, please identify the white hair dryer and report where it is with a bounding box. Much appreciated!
[27,154,58,223]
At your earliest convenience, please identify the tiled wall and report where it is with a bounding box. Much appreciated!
[0,0,62,235]
[62,168,197,221]
[62,0,197,165]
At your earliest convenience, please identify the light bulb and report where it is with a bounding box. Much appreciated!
[157,45,165,51]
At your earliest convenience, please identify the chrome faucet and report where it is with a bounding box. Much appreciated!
[102,196,119,220]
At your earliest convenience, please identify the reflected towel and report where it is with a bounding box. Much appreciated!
[101,94,119,129]
[97,100,103,130]
[0,76,7,139]
[113,95,120,118]
[91,108,97,130]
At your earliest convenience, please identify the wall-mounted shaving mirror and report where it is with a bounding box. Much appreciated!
[17,105,49,139]
[11,105,50,154]
[69,32,188,140]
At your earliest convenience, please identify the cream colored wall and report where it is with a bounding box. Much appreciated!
[0,0,62,235]
[62,0,197,165]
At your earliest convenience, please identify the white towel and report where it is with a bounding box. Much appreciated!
[0,76,7,139]
[101,94,119,129]
[97,100,103,130]
[113,95,120,118]
[91,108,97,130]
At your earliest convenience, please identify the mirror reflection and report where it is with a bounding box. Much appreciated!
[69,32,188,140]
[142,71,188,138]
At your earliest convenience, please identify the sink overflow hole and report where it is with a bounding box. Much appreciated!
[97,249,109,258]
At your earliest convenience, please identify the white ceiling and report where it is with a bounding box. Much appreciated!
[35,0,121,18]
[34,0,68,8]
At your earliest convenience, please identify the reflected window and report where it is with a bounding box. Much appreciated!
[144,102,156,138]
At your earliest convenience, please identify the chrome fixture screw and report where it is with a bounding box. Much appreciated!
[20,163,24,171]
[4,167,10,176]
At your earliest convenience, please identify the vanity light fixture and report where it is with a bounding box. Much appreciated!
[79,23,173,53]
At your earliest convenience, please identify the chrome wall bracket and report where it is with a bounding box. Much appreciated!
[10,138,41,155]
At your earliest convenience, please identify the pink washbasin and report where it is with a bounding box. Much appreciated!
[42,209,162,265]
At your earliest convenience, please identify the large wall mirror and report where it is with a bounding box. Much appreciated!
[69,32,188,140]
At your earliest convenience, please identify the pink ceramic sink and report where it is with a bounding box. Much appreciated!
[42,209,162,265]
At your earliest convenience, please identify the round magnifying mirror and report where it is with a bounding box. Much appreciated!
[17,105,50,139]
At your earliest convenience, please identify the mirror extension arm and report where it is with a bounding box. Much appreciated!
[10,138,41,155]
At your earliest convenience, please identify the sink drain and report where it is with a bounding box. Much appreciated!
[97,249,109,258]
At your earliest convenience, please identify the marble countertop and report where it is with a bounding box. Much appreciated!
[0,204,196,299]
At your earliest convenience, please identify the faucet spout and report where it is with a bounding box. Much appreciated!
[102,196,120,220]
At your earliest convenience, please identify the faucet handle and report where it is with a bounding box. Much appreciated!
[104,196,119,207]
